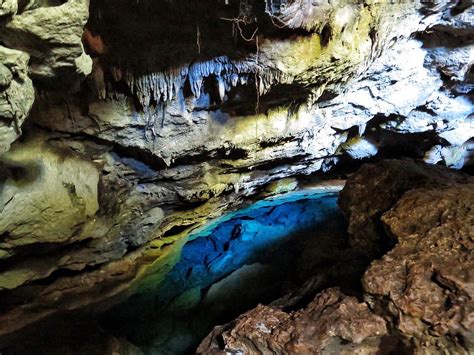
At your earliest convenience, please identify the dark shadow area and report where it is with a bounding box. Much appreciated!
[86,0,309,77]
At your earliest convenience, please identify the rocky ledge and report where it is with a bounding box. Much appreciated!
[198,159,474,354]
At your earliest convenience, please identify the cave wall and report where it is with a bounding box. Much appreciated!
[0,0,472,343]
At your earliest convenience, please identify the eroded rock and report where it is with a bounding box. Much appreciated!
[0,0,92,85]
[0,46,34,154]
[339,159,472,256]
[0,0,472,349]
[342,159,474,353]
[364,183,474,353]
[0,134,100,286]
[0,0,17,18]
[197,288,390,355]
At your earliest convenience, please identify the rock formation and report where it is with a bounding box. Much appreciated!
[198,288,392,354]
[198,160,473,354]
[0,45,34,153]
[340,159,473,256]
[0,0,472,352]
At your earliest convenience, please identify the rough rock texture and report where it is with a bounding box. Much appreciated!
[0,46,34,153]
[0,0,472,346]
[0,0,17,18]
[341,159,474,352]
[197,288,390,355]
[33,1,473,171]
[199,160,474,354]
[339,159,473,256]
[0,0,92,85]
[0,134,99,283]
[0,0,92,149]
[364,183,474,353]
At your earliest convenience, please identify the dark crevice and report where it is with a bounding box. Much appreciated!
[258,135,296,148]
[162,223,197,238]
[32,122,168,171]
[320,24,332,47]
[33,262,103,286]
[112,144,167,171]
[171,146,248,167]
[0,237,95,275]
[219,81,310,116]
[224,154,307,174]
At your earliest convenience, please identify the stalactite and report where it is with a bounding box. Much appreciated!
[111,51,299,112]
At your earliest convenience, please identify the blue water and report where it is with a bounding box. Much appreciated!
[161,191,340,299]
[103,190,344,354]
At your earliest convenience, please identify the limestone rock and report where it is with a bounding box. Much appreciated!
[0,45,34,154]
[0,0,92,85]
[425,144,470,169]
[0,135,100,288]
[86,0,427,108]
[0,0,17,18]
[0,0,472,347]
[342,137,378,160]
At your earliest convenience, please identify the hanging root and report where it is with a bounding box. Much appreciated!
[196,23,201,54]
[254,34,260,115]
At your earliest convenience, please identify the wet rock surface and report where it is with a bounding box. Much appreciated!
[199,160,474,354]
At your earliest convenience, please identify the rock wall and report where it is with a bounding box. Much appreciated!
[0,0,472,345]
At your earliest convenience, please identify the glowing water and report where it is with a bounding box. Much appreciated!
[103,190,345,354]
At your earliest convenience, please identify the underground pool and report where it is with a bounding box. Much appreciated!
[101,188,361,354]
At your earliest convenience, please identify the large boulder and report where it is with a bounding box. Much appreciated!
[364,183,474,353]
[339,159,472,256]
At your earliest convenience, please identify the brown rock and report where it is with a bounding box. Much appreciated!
[339,159,472,256]
[363,183,474,353]
[197,288,390,354]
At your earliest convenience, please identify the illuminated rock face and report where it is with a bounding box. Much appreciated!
[0,0,472,351]
[0,46,34,154]
[198,288,393,354]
